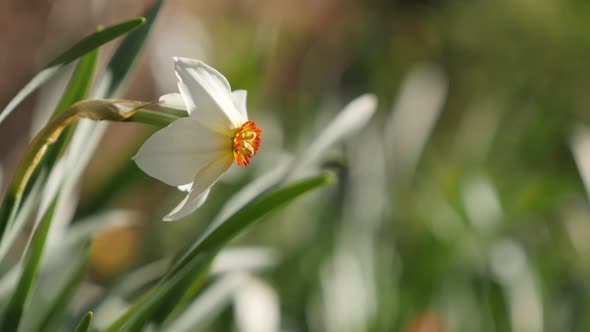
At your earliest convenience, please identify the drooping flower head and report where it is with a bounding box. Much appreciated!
[134,57,261,221]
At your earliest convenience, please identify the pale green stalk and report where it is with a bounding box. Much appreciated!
[0,100,179,240]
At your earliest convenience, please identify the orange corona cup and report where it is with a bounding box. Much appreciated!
[233,120,262,167]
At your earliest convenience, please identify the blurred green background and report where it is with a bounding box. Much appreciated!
[2,0,590,331]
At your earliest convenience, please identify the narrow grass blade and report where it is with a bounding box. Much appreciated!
[102,289,154,332]
[39,48,99,175]
[73,312,93,332]
[290,94,378,176]
[0,198,57,331]
[170,173,333,277]
[0,18,145,124]
[98,0,163,98]
[121,255,213,332]
[53,50,99,117]
[212,160,292,228]
[35,243,90,331]
[111,174,332,331]
[0,169,46,262]
[162,274,247,332]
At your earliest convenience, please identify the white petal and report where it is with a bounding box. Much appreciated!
[178,183,192,192]
[164,188,211,221]
[133,117,229,187]
[188,155,234,198]
[163,155,234,221]
[231,90,248,119]
[174,57,245,131]
[159,93,186,110]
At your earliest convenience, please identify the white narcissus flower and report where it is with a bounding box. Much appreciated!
[134,57,261,221]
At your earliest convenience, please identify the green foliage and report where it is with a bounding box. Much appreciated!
[73,312,93,332]
[99,0,163,98]
[0,199,57,331]
[35,243,90,331]
[105,174,330,331]
[44,50,99,165]
[0,18,145,124]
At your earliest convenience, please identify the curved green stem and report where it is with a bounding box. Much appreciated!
[127,109,179,127]
[155,106,189,118]
[0,99,182,242]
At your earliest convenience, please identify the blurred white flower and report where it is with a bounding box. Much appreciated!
[234,276,280,332]
[134,57,261,221]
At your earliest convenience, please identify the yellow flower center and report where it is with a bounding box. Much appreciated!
[233,121,261,167]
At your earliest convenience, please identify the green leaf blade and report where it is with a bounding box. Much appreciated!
[36,243,90,331]
[73,312,93,332]
[47,18,145,68]
[0,199,57,331]
[99,0,163,98]
[0,170,46,262]
[43,49,99,168]
[111,173,332,331]
[0,17,145,124]
[170,173,333,276]
[53,49,99,116]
